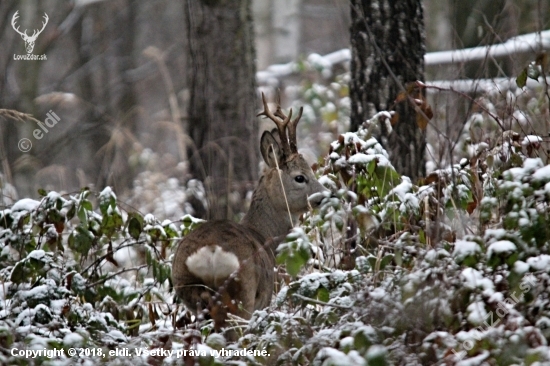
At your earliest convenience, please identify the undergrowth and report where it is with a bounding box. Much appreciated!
[1,105,550,365]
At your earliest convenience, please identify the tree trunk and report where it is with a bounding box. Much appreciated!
[184,0,258,220]
[350,0,426,181]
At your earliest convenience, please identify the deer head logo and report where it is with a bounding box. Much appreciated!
[11,11,49,54]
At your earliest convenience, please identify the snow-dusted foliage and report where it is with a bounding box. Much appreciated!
[232,114,550,365]
[2,63,550,363]
[1,117,550,364]
[0,188,205,365]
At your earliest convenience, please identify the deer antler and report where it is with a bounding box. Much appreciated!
[11,11,48,39]
[36,13,49,37]
[11,11,26,37]
[257,92,293,157]
[272,94,303,154]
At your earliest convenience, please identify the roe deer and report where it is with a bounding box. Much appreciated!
[172,93,328,330]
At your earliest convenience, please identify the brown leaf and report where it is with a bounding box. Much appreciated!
[466,199,478,214]
[390,112,400,126]
[54,222,64,234]
[441,228,456,243]
[416,113,428,130]
[395,91,408,103]
[535,52,548,66]
[62,304,70,316]
[105,243,119,267]
[65,273,74,290]
[421,102,433,120]
[424,172,439,185]
[148,303,156,327]
[406,82,417,94]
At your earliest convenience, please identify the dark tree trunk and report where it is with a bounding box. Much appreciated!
[350,0,426,181]
[184,0,258,220]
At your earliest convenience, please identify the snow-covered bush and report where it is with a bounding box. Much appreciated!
[0,187,205,365]
[230,113,550,365]
[2,109,550,365]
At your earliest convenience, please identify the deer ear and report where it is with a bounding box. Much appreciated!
[260,130,284,168]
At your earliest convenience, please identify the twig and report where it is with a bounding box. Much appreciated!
[417,81,505,131]
[85,264,148,288]
[0,109,41,124]
[292,294,351,309]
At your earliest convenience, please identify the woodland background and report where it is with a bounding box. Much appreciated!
[0,0,546,215]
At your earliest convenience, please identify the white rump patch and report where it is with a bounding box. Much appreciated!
[185,245,240,287]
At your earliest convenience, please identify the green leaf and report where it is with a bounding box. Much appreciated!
[37,188,47,196]
[516,68,527,88]
[285,253,306,277]
[367,345,388,366]
[354,329,375,352]
[367,255,377,269]
[47,209,64,224]
[102,210,123,238]
[419,229,426,244]
[69,226,94,256]
[317,287,330,303]
[99,198,110,215]
[10,261,28,284]
[164,224,179,238]
[379,254,394,270]
[128,216,143,240]
[28,257,46,271]
[81,200,92,211]
[77,206,88,224]
[367,159,376,174]
[394,249,402,266]
[374,165,400,197]
[460,254,479,267]
[0,327,13,347]
[66,203,76,221]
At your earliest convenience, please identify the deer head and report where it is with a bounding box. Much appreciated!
[12,11,49,54]
[242,92,327,236]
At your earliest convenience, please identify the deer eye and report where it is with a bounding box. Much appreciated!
[294,175,306,183]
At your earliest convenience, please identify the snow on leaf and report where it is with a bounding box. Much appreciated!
[526,254,550,271]
[460,268,494,292]
[522,135,542,146]
[513,260,529,274]
[466,301,488,325]
[63,332,85,347]
[532,164,550,183]
[452,240,481,261]
[27,249,46,261]
[11,198,40,212]
[487,240,517,258]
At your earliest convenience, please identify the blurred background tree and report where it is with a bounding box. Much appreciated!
[184,0,258,220]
